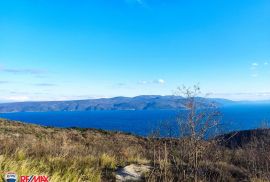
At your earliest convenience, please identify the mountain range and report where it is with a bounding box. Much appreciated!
[0,95,240,113]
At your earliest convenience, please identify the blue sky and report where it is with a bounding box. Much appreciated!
[0,0,270,102]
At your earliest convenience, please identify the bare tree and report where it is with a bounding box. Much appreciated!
[175,85,221,181]
[147,85,222,182]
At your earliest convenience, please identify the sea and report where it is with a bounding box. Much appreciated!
[0,104,270,137]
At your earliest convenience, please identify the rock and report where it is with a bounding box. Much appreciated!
[116,164,151,181]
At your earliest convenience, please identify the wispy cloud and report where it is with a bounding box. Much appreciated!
[3,68,45,75]
[115,83,127,87]
[0,81,10,84]
[5,96,30,102]
[250,62,259,70]
[138,80,149,85]
[252,62,258,67]
[210,92,270,101]
[153,79,165,84]
[0,67,47,75]
[33,83,57,87]
[249,61,269,77]
[250,62,259,77]
[251,61,269,67]
[0,93,112,103]
[111,82,134,89]
[138,79,165,85]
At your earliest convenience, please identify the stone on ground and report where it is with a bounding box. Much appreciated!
[116,164,151,181]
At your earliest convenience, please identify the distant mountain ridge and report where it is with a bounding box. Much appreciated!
[0,95,236,113]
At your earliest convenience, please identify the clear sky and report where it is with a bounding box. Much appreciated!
[0,0,270,102]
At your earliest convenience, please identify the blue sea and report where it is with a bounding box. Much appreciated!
[0,104,270,136]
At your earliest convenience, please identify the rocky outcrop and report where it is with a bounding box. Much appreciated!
[116,164,151,181]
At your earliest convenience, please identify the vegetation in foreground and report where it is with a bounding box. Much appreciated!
[0,119,269,182]
[0,119,149,182]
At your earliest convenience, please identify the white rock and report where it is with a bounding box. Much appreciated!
[116,164,151,182]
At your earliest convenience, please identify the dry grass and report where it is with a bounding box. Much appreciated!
[0,118,270,181]
[0,119,149,182]
[147,136,270,182]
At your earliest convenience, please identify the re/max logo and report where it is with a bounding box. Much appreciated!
[20,176,48,182]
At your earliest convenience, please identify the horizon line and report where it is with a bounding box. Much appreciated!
[0,94,270,104]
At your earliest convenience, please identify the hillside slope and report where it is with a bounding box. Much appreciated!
[0,119,149,181]
[0,96,234,112]
[216,128,270,148]
[0,119,269,181]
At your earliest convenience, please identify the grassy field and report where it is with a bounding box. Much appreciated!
[0,119,270,181]
[0,119,149,181]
